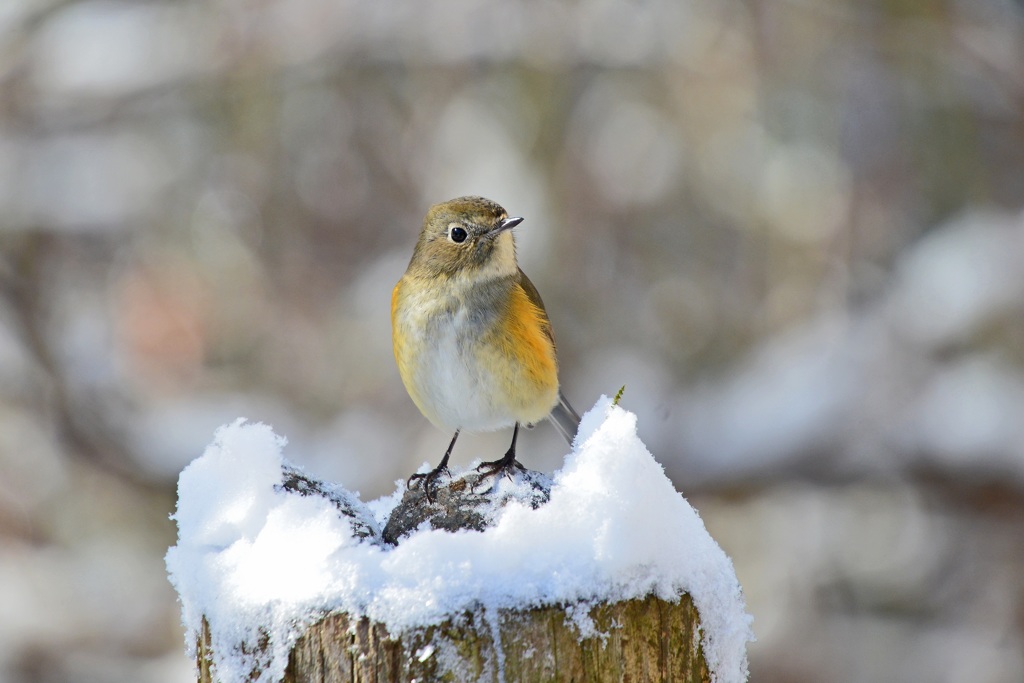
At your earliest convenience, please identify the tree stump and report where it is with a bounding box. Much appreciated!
[197,593,709,683]
[196,469,709,681]
[185,449,735,682]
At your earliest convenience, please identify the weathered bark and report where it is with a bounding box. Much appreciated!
[198,594,708,683]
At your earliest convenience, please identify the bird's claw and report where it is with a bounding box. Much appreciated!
[408,466,450,503]
[475,454,525,482]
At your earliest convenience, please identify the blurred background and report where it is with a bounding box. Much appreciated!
[2,0,1024,681]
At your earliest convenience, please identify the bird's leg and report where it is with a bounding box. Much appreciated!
[476,422,526,480]
[408,429,459,502]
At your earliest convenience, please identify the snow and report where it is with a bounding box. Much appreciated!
[166,397,753,683]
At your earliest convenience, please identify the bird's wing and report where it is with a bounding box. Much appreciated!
[517,268,581,444]
[516,267,555,348]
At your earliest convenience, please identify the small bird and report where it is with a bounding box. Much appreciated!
[391,196,580,496]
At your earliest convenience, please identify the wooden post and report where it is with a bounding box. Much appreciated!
[192,467,717,682]
[198,593,709,683]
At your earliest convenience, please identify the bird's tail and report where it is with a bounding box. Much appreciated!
[550,390,581,446]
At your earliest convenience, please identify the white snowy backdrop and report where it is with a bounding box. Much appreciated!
[2,1,1024,682]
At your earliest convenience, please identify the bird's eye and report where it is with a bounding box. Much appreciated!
[449,226,468,243]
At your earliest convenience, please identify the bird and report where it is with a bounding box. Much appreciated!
[391,196,580,498]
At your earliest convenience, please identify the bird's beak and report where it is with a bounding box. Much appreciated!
[497,216,524,233]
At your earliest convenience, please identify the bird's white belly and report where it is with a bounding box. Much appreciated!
[410,314,514,431]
